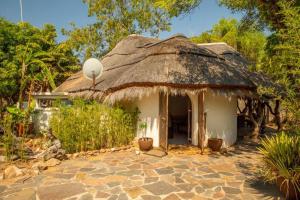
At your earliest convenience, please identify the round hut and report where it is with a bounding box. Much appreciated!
[55,34,276,150]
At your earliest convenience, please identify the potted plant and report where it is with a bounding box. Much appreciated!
[207,132,223,151]
[258,132,300,200]
[138,121,153,151]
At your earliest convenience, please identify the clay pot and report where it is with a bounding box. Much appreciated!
[138,137,153,151]
[207,138,223,151]
[277,176,300,200]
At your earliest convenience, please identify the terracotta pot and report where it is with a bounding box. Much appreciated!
[276,176,300,200]
[138,137,153,151]
[208,138,223,151]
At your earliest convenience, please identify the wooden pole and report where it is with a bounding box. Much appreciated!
[198,91,205,154]
[92,72,96,90]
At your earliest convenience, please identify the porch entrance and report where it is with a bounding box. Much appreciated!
[159,92,192,152]
[168,95,192,145]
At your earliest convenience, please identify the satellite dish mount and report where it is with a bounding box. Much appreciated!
[82,58,103,90]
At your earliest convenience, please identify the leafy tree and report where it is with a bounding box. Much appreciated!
[191,18,266,67]
[154,0,202,17]
[219,0,300,31]
[63,0,172,59]
[63,0,204,59]
[262,2,300,126]
[0,18,79,112]
[218,0,300,129]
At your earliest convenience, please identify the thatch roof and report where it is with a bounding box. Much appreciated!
[55,34,278,103]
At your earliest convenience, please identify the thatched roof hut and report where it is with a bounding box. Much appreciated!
[55,34,276,103]
[55,34,279,150]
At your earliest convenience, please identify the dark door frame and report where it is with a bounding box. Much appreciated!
[159,92,193,151]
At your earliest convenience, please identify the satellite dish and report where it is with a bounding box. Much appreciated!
[82,58,103,81]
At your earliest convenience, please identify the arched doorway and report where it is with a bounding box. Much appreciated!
[168,95,192,145]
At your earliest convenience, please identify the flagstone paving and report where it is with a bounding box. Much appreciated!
[0,142,284,200]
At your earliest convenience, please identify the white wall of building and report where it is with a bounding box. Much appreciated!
[133,90,237,148]
[186,92,199,146]
[204,91,237,147]
[135,91,160,147]
[32,108,53,133]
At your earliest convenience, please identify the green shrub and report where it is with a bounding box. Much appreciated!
[50,100,139,153]
[0,114,26,161]
[258,132,300,198]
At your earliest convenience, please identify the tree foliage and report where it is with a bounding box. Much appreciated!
[262,2,300,125]
[190,18,266,67]
[0,18,79,109]
[219,0,300,31]
[218,0,300,127]
[63,0,173,59]
[63,0,204,59]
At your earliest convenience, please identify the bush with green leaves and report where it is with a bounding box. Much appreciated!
[50,100,139,153]
[0,114,26,161]
[258,132,300,198]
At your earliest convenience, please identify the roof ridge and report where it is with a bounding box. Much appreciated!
[197,42,228,46]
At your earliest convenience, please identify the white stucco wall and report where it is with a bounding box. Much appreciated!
[204,91,237,147]
[132,90,237,148]
[32,108,53,133]
[135,91,160,147]
[186,92,198,146]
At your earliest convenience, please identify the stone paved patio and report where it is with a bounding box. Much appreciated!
[0,142,283,200]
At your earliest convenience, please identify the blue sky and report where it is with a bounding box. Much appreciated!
[0,0,242,42]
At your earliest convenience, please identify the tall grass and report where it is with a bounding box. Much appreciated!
[50,100,139,153]
[258,132,300,198]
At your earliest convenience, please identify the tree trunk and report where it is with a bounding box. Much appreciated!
[265,100,282,131]
[18,60,27,110]
[247,99,265,138]
[0,97,3,119]
[248,99,259,138]
[274,100,282,131]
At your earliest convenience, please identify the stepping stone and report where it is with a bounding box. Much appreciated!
[79,193,93,200]
[155,167,174,175]
[118,193,128,200]
[143,149,167,158]
[117,170,141,176]
[199,180,224,189]
[0,185,7,193]
[198,167,214,173]
[222,186,241,194]
[37,183,85,200]
[195,186,205,194]
[177,192,195,199]
[173,164,188,169]
[96,191,110,198]
[51,173,74,179]
[203,173,221,178]
[80,168,95,172]
[108,195,118,200]
[107,181,121,187]
[176,183,196,192]
[163,193,181,200]
[3,188,35,200]
[175,177,185,184]
[141,195,161,200]
[143,181,178,195]
[145,177,159,184]
[124,187,147,199]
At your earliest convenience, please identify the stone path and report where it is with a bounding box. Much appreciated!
[0,142,283,200]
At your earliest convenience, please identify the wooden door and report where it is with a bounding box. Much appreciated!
[159,91,168,151]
